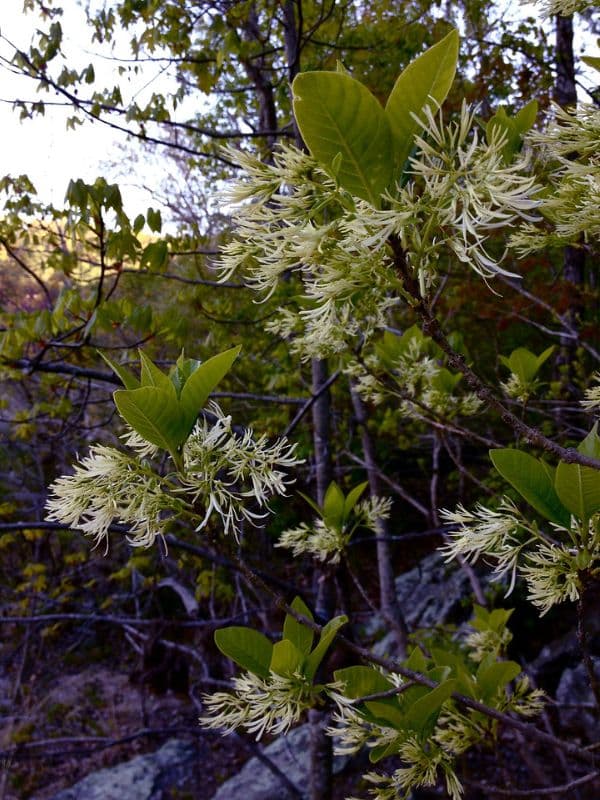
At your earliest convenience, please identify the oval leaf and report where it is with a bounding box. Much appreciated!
[292,71,393,206]
[555,461,600,522]
[214,626,273,679]
[305,614,348,680]
[283,596,314,656]
[385,28,459,174]
[490,449,570,527]
[179,345,241,430]
[270,638,304,677]
[114,386,188,455]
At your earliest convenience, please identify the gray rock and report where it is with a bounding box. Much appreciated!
[556,658,600,742]
[211,723,348,800]
[44,738,196,800]
[368,552,483,657]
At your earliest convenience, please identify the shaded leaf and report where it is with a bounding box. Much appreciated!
[214,626,273,679]
[292,71,393,206]
[385,28,459,174]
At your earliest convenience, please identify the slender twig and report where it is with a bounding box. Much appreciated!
[468,771,600,796]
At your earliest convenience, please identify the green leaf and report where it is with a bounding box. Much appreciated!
[385,28,459,174]
[490,449,570,526]
[292,71,393,206]
[139,350,173,390]
[214,626,273,679]
[333,665,394,699]
[582,55,600,72]
[369,738,402,764]
[577,423,600,460]
[402,679,456,737]
[114,386,188,455]
[141,240,168,271]
[179,345,241,429]
[364,700,405,729]
[305,614,348,680]
[98,351,139,390]
[169,353,201,397]
[298,491,323,518]
[514,100,538,135]
[343,481,369,519]
[501,347,540,383]
[555,460,600,522]
[476,660,521,701]
[283,597,314,656]
[323,481,345,528]
[270,639,304,677]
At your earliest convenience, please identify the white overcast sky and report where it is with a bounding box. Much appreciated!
[0,0,179,216]
[0,1,598,219]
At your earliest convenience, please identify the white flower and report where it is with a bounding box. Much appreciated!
[582,373,600,410]
[440,498,532,594]
[179,403,301,537]
[200,669,315,739]
[409,103,540,282]
[45,445,177,550]
[523,0,594,18]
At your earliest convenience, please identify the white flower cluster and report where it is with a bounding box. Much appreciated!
[219,113,537,358]
[199,669,315,739]
[276,496,392,564]
[441,500,600,614]
[180,403,300,537]
[582,372,600,410]
[46,444,180,550]
[406,103,539,283]
[46,404,301,548]
[523,0,595,18]
[349,344,482,422]
[501,372,536,404]
[511,104,600,253]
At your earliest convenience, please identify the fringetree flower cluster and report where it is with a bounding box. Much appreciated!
[200,669,317,739]
[46,404,301,548]
[511,103,600,252]
[441,498,600,614]
[276,495,392,564]
[218,102,538,361]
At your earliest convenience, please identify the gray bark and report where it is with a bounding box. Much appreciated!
[350,385,408,655]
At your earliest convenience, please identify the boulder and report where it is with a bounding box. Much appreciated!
[555,658,600,742]
[211,723,348,800]
[44,738,196,800]
[368,552,482,657]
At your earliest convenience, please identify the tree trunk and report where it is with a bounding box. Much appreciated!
[555,14,585,396]
[351,385,408,655]
[281,5,335,797]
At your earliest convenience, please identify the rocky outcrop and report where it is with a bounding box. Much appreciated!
[44,739,197,800]
[212,723,349,800]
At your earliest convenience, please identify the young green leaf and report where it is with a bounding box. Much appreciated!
[292,71,393,206]
[476,659,521,702]
[402,679,456,737]
[283,596,315,657]
[385,28,459,175]
[179,345,241,428]
[214,626,273,679]
[270,639,304,677]
[305,614,348,680]
[554,461,600,522]
[323,481,345,528]
[114,386,187,455]
[333,665,394,699]
[489,449,570,527]
[98,350,140,390]
[577,423,600,460]
[139,350,173,390]
[343,481,369,519]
